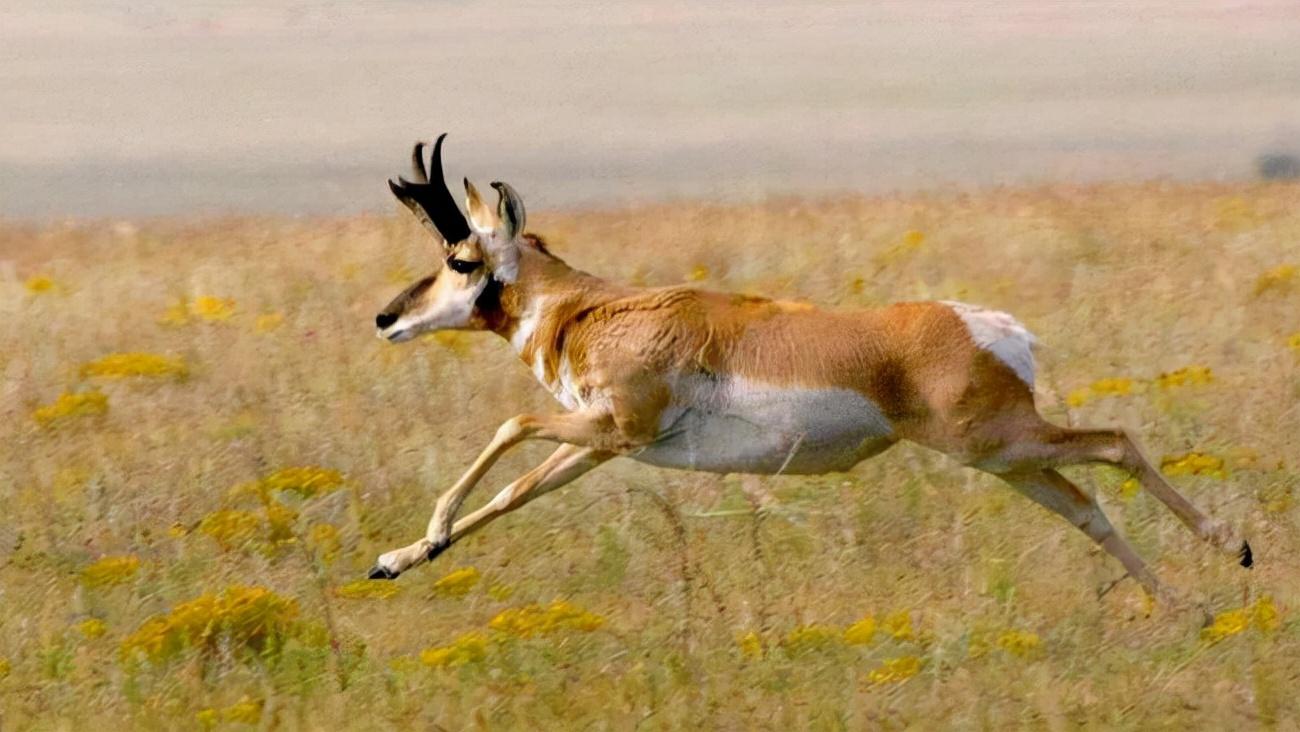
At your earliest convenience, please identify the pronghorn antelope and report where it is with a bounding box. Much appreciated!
[368,135,1252,604]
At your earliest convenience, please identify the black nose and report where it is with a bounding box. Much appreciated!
[375,313,398,329]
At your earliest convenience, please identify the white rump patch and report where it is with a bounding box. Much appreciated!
[942,301,1037,387]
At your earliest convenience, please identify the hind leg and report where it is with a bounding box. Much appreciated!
[996,468,1172,601]
[976,422,1250,567]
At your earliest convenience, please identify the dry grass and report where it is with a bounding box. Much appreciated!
[2,181,1299,729]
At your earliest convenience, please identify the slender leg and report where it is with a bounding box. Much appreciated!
[981,424,1250,566]
[370,444,610,578]
[425,410,629,549]
[998,468,1172,601]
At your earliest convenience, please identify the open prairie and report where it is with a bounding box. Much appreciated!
[2,182,1299,729]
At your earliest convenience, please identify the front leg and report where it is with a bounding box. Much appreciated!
[370,409,637,579]
[368,444,611,578]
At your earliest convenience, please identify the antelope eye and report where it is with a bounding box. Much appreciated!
[447,258,483,274]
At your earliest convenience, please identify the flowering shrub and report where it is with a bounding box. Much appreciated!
[33,390,108,426]
[82,555,141,588]
[431,567,480,598]
[119,586,304,665]
[489,600,605,638]
[867,656,923,684]
[1202,597,1280,643]
[420,632,489,668]
[79,352,188,380]
[1161,452,1228,479]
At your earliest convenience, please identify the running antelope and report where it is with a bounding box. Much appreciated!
[368,135,1252,603]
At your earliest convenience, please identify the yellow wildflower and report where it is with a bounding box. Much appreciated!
[0,658,9,679]
[25,274,58,294]
[336,579,402,600]
[1067,377,1135,407]
[432,567,480,598]
[198,509,263,551]
[263,503,298,545]
[32,390,108,426]
[881,611,915,641]
[1154,366,1214,389]
[158,298,191,326]
[195,709,219,728]
[79,352,188,380]
[82,555,141,588]
[420,632,489,668]
[78,618,108,639]
[120,586,302,664]
[191,296,235,321]
[843,616,878,646]
[1201,597,1280,643]
[1161,452,1228,479]
[687,264,710,282]
[1119,478,1142,501]
[1288,333,1300,353]
[783,624,842,654]
[307,523,341,563]
[488,600,605,638]
[222,697,262,724]
[867,655,923,684]
[487,583,515,601]
[995,629,1041,657]
[254,312,285,333]
[1253,264,1296,297]
[737,631,764,660]
[235,466,344,502]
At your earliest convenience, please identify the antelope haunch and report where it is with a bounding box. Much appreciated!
[368,135,1252,604]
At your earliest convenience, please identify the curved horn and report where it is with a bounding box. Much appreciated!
[409,141,429,183]
[388,133,471,244]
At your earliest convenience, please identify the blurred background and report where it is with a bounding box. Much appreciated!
[3,0,1299,219]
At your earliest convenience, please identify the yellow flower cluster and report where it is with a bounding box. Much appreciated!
[254,312,285,333]
[686,264,710,282]
[783,624,843,655]
[81,555,141,588]
[78,618,108,639]
[120,586,302,664]
[79,352,188,380]
[159,295,236,325]
[307,523,341,563]
[196,697,262,727]
[1153,366,1214,389]
[25,274,58,294]
[866,655,923,684]
[336,580,403,600]
[1066,377,1135,408]
[994,629,1041,657]
[1161,452,1228,480]
[489,600,605,638]
[1253,264,1295,297]
[420,632,489,668]
[32,390,108,426]
[1202,597,1280,643]
[234,466,344,502]
[0,657,9,679]
[198,509,263,551]
[432,567,481,598]
[736,631,764,660]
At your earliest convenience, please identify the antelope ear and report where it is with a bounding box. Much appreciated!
[491,181,526,242]
[464,178,519,283]
[464,178,499,235]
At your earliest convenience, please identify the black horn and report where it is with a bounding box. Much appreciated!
[388,133,471,244]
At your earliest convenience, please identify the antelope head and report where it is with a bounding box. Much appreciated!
[376,134,526,342]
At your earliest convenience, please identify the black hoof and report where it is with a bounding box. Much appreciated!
[368,565,399,580]
[426,539,450,563]
[1239,540,1253,569]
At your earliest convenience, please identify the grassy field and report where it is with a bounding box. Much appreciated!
[2,182,1299,729]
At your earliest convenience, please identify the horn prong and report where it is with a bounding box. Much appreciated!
[409,142,429,184]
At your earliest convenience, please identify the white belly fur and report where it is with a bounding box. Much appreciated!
[630,375,895,474]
